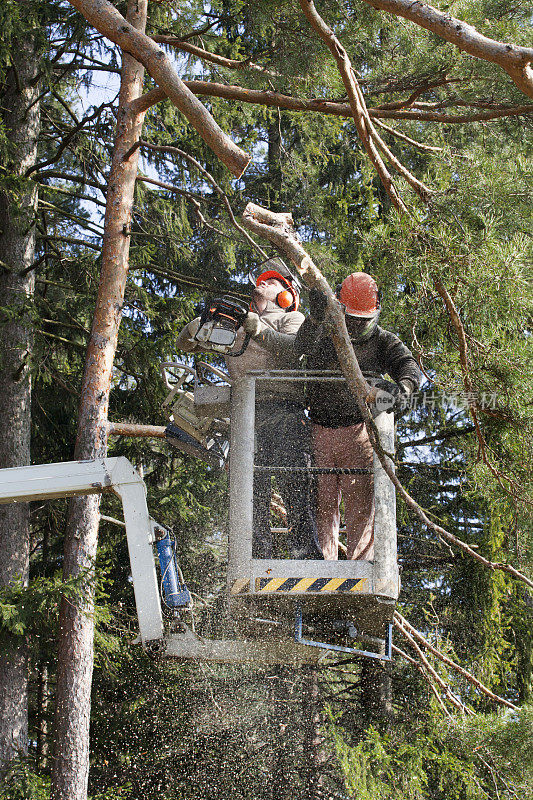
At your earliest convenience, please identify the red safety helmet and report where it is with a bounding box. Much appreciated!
[338,272,380,341]
[339,272,380,317]
[255,258,301,311]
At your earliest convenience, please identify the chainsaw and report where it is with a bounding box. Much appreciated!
[193,296,251,356]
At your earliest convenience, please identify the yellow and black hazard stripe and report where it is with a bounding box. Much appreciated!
[230,577,369,595]
[230,579,251,595]
[255,577,367,593]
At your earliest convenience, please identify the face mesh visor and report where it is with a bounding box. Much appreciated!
[345,313,379,340]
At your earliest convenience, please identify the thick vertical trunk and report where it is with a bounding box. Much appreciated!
[300,669,325,799]
[0,35,41,770]
[360,652,393,726]
[50,3,147,798]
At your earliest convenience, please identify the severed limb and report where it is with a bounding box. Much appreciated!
[108,422,167,438]
[241,202,533,591]
[67,0,250,176]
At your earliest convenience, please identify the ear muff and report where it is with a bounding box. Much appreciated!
[276,289,294,309]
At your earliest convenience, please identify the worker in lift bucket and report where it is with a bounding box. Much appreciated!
[294,272,422,560]
[176,258,323,560]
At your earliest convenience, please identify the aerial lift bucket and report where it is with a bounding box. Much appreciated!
[224,371,398,661]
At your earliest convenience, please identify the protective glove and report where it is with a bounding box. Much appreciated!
[387,379,414,414]
[309,288,328,323]
[372,378,413,414]
[243,311,262,338]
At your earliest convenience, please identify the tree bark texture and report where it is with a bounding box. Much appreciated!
[300,670,326,799]
[131,81,533,125]
[50,3,147,798]
[67,0,250,176]
[0,34,41,770]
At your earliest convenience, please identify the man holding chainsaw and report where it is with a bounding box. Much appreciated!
[293,272,422,560]
[176,258,322,560]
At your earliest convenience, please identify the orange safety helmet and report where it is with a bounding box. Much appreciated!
[339,272,380,317]
[255,258,301,311]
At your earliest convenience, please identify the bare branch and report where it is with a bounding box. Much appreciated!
[67,0,250,176]
[129,80,533,124]
[395,613,519,710]
[373,106,533,122]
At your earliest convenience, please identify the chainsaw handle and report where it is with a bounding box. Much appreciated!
[226,332,251,357]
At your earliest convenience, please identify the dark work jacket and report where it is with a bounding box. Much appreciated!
[295,319,422,428]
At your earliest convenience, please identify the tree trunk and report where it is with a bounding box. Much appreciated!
[300,669,325,799]
[0,33,41,770]
[50,3,147,798]
[360,652,393,727]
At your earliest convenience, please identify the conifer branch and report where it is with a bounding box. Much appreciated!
[151,35,283,79]
[298,0,407,212]
[357,0,533,99]
[372,119,443,153]
[392,644,453,718]
[395,612,519,710]
[394,618,472,714]
[433,277,525,504]
[25,102,112,177]
[133,140,268,259]
[241,203,533,591]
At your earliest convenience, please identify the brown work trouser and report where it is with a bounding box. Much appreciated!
[312,422,374,560]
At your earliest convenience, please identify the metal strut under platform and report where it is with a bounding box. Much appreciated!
[294,605,393,661]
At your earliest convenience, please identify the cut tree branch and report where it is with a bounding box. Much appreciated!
[67,0,250,176]
[108,422,166,438]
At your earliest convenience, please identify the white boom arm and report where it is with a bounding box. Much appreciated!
[0,458,164,645]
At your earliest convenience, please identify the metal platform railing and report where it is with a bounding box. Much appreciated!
[227,371,399,603]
